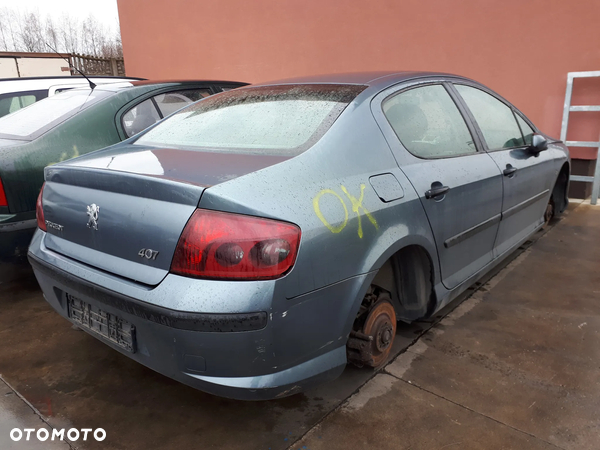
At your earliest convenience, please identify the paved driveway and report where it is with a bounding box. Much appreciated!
[0,201,596,450]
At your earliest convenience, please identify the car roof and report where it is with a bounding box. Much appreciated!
[253,71,473,89]
[0,75,143,82]
[0,76,142,94]
[130,79,248,87]
[63,80,248,94]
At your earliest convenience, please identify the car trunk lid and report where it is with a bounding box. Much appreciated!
[42,146,288,285]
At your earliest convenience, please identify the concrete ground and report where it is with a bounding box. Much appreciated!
[298,200,600,450]
[0,376,69,449]
[0,200,597,449]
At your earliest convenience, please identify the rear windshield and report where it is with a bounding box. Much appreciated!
[134,84,366,155]
[0,88,114,140]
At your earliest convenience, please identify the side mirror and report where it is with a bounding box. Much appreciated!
[529,134,548,154]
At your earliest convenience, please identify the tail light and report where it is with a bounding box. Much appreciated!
[0,176,7,207]
[171,209,301,280]
[36,183,46,231]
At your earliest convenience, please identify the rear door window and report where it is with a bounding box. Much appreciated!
[455,85,525,149]
[383,84,476,158]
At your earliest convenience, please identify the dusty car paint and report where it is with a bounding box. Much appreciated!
[28,72,569,400]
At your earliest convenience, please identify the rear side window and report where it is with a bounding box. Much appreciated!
[455,85,524,150]
[154,89,212,117]
[123,89,213,137]
[383,84,476,159]
[122,98,161,137]
[134,84,366,155]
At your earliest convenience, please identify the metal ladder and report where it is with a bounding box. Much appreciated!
[560,70,600,205]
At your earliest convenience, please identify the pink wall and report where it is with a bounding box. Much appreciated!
[118,0,600,158]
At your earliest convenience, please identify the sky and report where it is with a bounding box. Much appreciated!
[0,0,120,32]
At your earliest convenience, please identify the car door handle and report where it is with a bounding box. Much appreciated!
[425,185,450,199]
[503,165,518,177]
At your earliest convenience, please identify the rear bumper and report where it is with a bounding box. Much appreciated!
[27,230,365,400]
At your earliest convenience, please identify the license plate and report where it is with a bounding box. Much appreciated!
[67,293,137,353]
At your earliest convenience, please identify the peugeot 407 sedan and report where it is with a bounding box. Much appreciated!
[28,72,570,400]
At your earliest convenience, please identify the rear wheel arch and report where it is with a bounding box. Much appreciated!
[371,245,437,323]
[345,244,437,367]
[551,162,570,217]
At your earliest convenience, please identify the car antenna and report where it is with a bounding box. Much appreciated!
[45,43,96,90]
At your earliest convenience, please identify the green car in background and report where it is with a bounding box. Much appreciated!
[0,79,247,261]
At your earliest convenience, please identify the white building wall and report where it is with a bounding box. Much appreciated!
[0,57,70,78]
[17,58,68,77]
[0,58,19,78]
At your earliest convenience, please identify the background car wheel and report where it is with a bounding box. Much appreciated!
[347,286,397,368]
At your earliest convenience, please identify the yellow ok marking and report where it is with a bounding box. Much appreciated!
[340,184,379,238]
[312,189,348,233]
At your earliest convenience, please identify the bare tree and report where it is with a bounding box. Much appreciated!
[45,17,60,52]
[114,28,123,57]
[18,11,45,52]
[0,7,21,52]
[99,25,123,58]
[0,7,123,59]
[0,8,11,51]
[59,13,80,54]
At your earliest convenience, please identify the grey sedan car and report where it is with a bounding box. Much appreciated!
[28,72,570,400]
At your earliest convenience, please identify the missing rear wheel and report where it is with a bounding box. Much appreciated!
[347,286,397,368]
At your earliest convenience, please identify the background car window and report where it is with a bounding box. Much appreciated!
[154,89,211,117]
[383,84,476,159]
[0,90,46,118]
[0,94,36,114]
[122,98,162,137]
[515,113,535,146]
[0,88,111,140]
[455,85,524,149]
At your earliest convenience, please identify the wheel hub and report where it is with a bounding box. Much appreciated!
[360,300,397,368]
[376,323,393,352]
